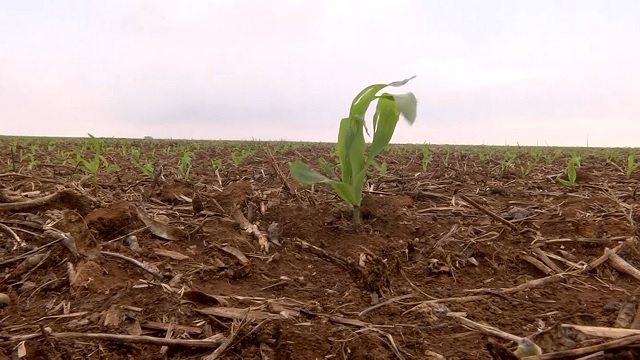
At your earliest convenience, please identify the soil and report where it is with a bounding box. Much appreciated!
[1,139,640,359]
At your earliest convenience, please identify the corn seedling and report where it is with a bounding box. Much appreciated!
[520,161,534,178]
[627,154,639,178]
[558,155,580,186]
[290,76,418,224]
[230,147,255,166]
[210,158,224,186]
[318,157,338,179]
[443,147,451,167]
[378,161,388,176]
[530,148,544,163]
[131,147,141,163]
[368,159,388,177]
[420,145,432,172]
[141,163,155,179]
[177,150,192,179]
[545,154,555,164]
[210,158,223,172]
[496,152,516,176]
[81,133,102,183]
[100,156,119,173]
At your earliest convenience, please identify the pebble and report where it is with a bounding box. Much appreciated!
[0,293,10,307]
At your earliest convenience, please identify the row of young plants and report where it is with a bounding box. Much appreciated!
[3,136,640,189]
[3,133,640,177]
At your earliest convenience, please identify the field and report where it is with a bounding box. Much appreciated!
[1,136,640,359]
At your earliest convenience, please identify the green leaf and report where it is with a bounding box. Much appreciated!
[347,119,366,188]
[391,92,417,125]
[319,158,337,179]
[558,178,572,186]
[99,155,109,167]
[290,160,334,185]
[350,76,416,122]
[337,118,353,184]
[330,182,359,206]
[369,95,400,161]
[380,161,387,175]
[289,160,358,205]
[567,159,576,183]
[351,84,391,120]
[350,168,367,207]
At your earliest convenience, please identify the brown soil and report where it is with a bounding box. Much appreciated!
[1,139,640,359]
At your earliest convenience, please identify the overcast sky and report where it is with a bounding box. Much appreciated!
[1,1,639,146]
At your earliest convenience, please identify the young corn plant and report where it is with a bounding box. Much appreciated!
[230,147,255,166]
[210,158,223,172]
[318,157,338,179]
[290,77,418,225]
[177,150,192,179]
[443,146,451,167]
[81,134,102,184]
[141,162,155,179]
[420,145,432,172]
[558,155,581,186]
[627,154,639,178]
[520,161,534,178]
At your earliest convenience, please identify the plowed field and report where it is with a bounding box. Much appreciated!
[1,139,640,359]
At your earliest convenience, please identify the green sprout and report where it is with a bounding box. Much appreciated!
[100,156,120,173]
[230,147,255,166]
[141,163,155,179]
[497,151,518,176]
[627,154,639,178]
[530,148,544,163]
[443,146,451,167]
[378,161,388,176]
[520,161,534,178]
[290,76,418,225]
[210,158,223,172]
[420,145,432,172]
[177,150,192,179]
[131,147,141,163]
[558,155,581,186]
[81,133,102,183]
[318,157,337,179]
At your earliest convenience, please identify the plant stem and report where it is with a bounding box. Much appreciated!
[352,205,362,225]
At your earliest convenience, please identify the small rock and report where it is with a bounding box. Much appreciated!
[603,301,623,312]
[125,235,141,252]
[267,222,280,245]
[0,293,10,307]
[502,206,531,220]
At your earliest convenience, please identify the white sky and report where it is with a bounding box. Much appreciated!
[1,0,639,147]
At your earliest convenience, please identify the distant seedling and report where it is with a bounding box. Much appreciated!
[290,77,418,224]
[81,134,103,183]
[230,147,255,166]
[520,161,534,178]
[177,150,192,179]
[558,155,581,186]
[210,158,223,172]
[627,154,639,178]
[141,163,155,179]
[420,145,432,172]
